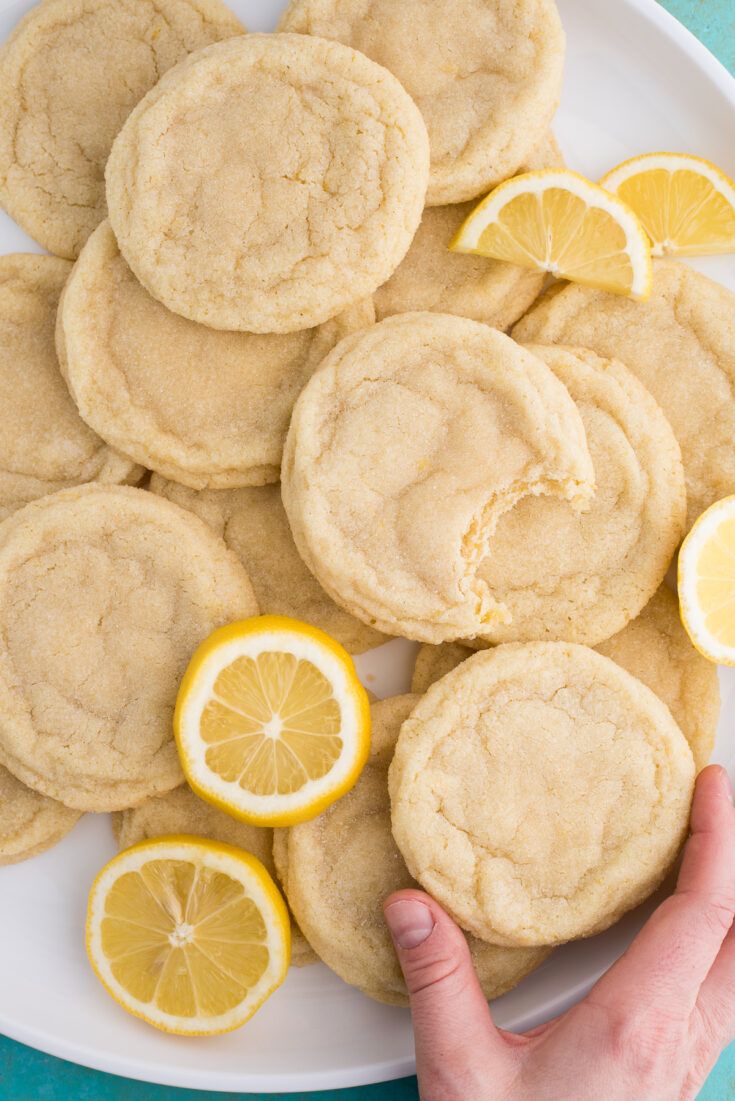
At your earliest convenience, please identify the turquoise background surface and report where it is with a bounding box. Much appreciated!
[1,1,735,1098]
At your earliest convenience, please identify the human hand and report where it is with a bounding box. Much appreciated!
[384,764,735,1101]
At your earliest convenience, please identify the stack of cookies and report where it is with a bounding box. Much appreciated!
[0,0,729,1008]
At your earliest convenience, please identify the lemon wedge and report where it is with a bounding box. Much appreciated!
[450,168,652,300]
[86,836,290,1035]
[679,496,735,665]
[601,152,735,256]
[174,615,371,826]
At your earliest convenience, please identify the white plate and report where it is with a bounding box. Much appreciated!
[0,0,734,1091]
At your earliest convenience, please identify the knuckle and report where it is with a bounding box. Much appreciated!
[405,952,467,998]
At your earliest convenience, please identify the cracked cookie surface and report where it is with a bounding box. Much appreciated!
[0,0,243,258]
[391,642,695,946]
[514,259,735,526]
[280,694,549,1004]
[476,345,686,645]
[0,484,258,811]
[0,253,140,519]
[150,476,386,654]
[412,588,719,772]
[0,763,80,865]
[58,222,374,489]
[279,0,565,205]
[281,312,594,643]
[106,33,430,332]
[374,132,564,329]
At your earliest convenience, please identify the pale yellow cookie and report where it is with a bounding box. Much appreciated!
[0,764,80,865]
[149,476,386,654]
[279,0,565,205]
[391,643,695,946]
[596,587,719,772]
[114,783,316,967]
[58,222,374,489]
[476,345,686,645]
[271,829,320,968]
[282,312,594,643]
[0,0,243,258]
[0,485,258,811]
[412,588,719,771]
[0,254,140,519]
[374,133,565,329]
[281,695,549,1004]
[106,33,429,333]
[514,259,735,525]
[411,641,475,694]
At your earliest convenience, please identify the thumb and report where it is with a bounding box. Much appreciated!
[384,889,503,1096]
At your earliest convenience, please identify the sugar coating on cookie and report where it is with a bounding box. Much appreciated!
[271,830,320,967]
[0,0,244,259]
[374,133,565,329]
[596,587,719,772]
[514,259,735,526]
[150,476,386,654]
[391,643,695,946]
[0,485,258,812]
[58,222,374,489]
[281,695,549,1004]
[0,763,80,865]
[279,0,565,205]
[476,344,686,645]
[106,33,430,333]
[0,254,140,519]
[412,587,719,771]
[282,312,595,643]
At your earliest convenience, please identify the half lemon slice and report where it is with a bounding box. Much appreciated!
[679,496,735,665]
[450,168,652,300]
[600,152,735,256]
[86,836,290,1035]
[175,616,371,826]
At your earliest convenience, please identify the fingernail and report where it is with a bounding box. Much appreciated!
[721,767,734,804]
[385,899,436,949]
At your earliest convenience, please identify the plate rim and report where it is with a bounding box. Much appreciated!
[0,0,734,1091]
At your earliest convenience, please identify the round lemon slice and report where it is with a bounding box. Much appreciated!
[679,495,735,665]
[450,168,652,300]
[86,836,291,1035]
[174,615,371,826]
[601,152,735,256]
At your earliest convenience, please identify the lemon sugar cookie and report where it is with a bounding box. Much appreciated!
[374,133,565,329]
[596,586,719,772]
[150,477,386,653]
[0,0,244,258]
[391,643,695,946]
[58,222,374,489]
[271,830,320,967]
[279,0,565,205]
[0,254,140,520]
[282,312,594,643]
[476,345,686,645]
[279,695,550,1005]
[412,587,719,771]
[0,764,80,865]
[106,33,429,333]
[514,259,735,525]
[0,485,258,812]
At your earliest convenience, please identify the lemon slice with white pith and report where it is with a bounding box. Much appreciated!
[175,616,371,826]
[86,836,290,1035]
[451,168,652,300]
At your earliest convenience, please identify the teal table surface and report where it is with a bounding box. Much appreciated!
[2,1,735,1099]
